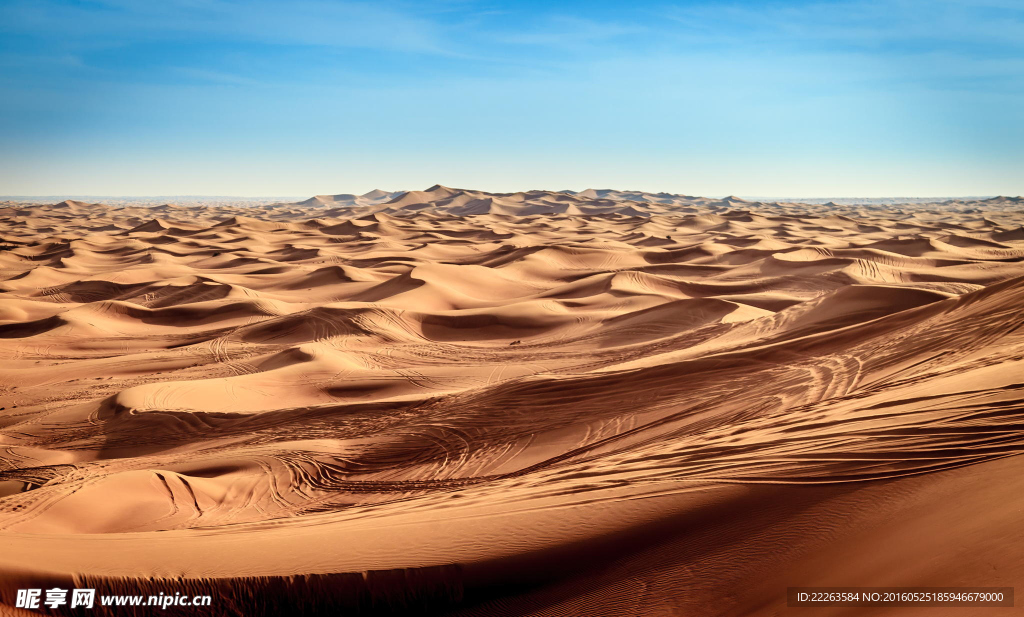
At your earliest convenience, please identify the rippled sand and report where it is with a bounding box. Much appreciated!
[2,186,1023,615]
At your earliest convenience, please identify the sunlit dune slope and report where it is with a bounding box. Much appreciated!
[1,187,1023,616]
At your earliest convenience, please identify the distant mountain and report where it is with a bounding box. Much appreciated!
[267,186,1021,218]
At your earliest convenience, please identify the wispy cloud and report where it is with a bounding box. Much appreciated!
[0,52,84,69]
[0,1,1020,195]
[0,0,451,54]
[493,15,647,50]
[171,66,268,87]
[662,0,1024,53]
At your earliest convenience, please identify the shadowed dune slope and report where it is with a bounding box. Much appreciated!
[1,189,1023,616]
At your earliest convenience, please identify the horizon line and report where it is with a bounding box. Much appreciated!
[1,192,1014,201]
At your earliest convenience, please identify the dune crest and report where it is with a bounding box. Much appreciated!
[1,188,1023,616]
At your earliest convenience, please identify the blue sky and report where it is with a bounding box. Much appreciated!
[1,0,1021,197]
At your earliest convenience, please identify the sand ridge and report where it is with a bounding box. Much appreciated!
[1,186,1023,615]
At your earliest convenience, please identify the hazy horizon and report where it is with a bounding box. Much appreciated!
[0,188,1011,203]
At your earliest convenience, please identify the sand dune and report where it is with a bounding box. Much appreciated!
[1,188,1023,615]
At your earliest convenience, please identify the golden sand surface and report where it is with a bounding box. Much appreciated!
[1,186,1022,615]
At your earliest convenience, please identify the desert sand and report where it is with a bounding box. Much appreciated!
[1,185,1023,615]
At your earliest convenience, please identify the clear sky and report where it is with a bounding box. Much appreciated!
[1,0,1021,197]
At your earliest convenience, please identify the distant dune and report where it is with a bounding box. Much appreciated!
[1,187,1022,616]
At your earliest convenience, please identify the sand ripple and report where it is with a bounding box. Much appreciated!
[1,188,1023,615]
